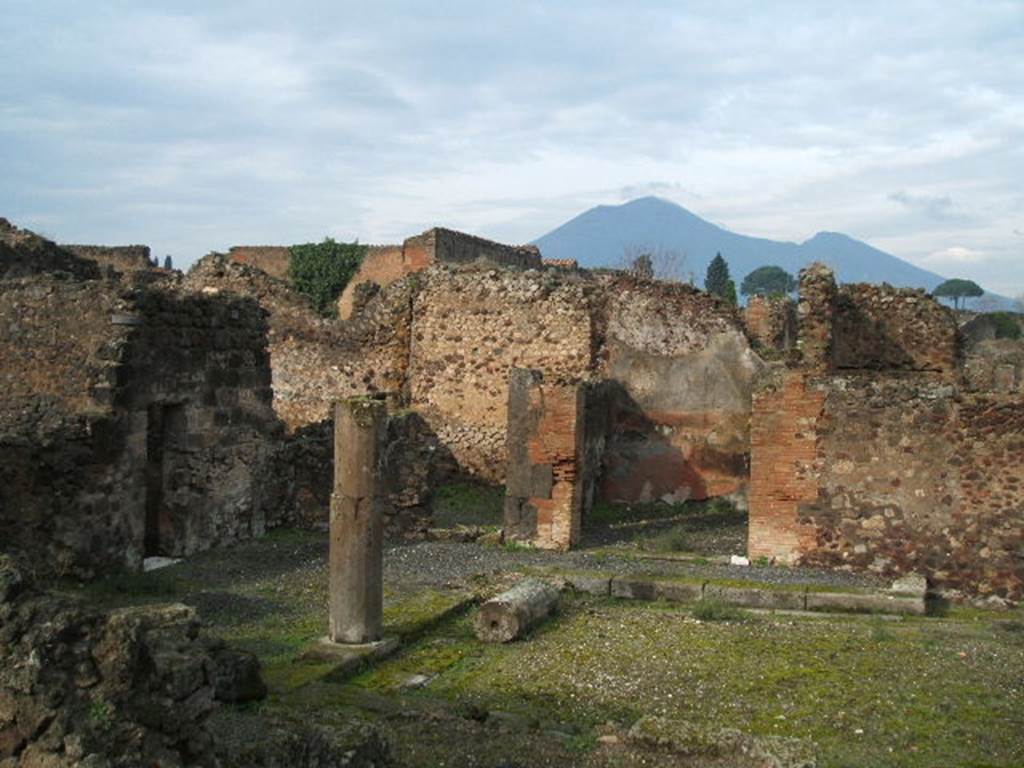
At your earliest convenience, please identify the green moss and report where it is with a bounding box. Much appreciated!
[432,482,504,528]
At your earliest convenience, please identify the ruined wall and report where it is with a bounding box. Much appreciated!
[834,283,959,375]
[748,373,1024,602]
[338,228,543,320]
[597,277,759,504]
[63,244,153,274]
[964,339,1024,394]
[1,219,102,280]
[227,246,291,280]
[0,264,279,579]
[796,263,837,372]
[744,295,796,351]
[336,245,404,319]
[408,264,593,481]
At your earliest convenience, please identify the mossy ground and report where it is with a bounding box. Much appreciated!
[70,527,1024,767]
[584,497,748,556]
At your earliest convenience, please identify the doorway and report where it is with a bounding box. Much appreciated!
[144,403,186,556]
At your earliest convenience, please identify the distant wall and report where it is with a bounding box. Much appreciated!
[338,228,543,320]
[227,246,291,280]
[1,219,101,281]
[64,244,153,274]
[834,283,959,375]
[744,295,796,351]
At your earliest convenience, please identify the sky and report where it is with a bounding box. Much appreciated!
[2,1,1022,295]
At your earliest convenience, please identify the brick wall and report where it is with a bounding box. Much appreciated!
[338,228,543,320]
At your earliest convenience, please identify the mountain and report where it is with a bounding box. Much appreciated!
[533,196,969,298]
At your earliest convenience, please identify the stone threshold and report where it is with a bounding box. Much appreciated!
[557,573,927,616]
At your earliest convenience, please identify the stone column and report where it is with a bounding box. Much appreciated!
[329,396,386,644]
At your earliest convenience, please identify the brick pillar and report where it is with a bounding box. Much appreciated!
[747,372,824,563]
[504,369,586,551]
[329,396,386,644]
[797,262,837,373]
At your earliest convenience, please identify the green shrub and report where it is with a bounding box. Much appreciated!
[989,312,1022,340]
[288,239,366,316]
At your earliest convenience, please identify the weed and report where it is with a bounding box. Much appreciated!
[89,697,114,731]
[692,598,749,622]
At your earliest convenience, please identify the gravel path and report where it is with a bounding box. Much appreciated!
[386,540,888,590]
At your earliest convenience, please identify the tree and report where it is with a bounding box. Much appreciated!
[288,238,366,317]
[630,253,654,280]
[740,265,797,297]
[723,279,738,307]
[163,255,173,270]
[933,278,984,310]
[704,252,731,299]
[620,244,689,283]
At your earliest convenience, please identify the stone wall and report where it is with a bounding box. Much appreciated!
[407,264,593,481]
[795,262,959,377]
[834,283,959,375]
[0,256,279,580]
[227,246,292,280]
[336,245,404,318]
[63,244,153,274]
[743,295,796,350]
[748,372,1024,603]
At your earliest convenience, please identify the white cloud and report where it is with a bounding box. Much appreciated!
[0,1,1022,294]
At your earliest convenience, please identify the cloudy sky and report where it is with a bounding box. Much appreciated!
[2,1,1022,294]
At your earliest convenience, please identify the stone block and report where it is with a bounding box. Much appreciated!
[564,574,612,596]
[805,591,925,615]
[654,580,704,604]
[610,578,658,601]
[703,584,805,610]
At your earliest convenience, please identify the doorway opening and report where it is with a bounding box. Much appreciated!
[144,402,186,557]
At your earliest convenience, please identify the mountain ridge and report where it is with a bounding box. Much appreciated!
[531,196,1001,302]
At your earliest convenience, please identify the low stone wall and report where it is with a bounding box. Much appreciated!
[748,372,1024,603]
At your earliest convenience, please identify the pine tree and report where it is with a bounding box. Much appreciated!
[163,255,173,270]
[705,252,731,298]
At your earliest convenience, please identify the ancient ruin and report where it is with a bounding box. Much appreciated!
[2,213,1023,767]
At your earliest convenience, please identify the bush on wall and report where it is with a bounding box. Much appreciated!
[288,239,366,316]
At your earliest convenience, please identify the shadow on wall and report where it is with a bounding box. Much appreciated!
[591,380,748,511]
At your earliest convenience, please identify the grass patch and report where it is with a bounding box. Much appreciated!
[432,482,504,528]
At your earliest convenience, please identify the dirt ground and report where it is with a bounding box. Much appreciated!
[75,497,1024,768]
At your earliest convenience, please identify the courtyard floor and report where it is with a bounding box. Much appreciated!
[73,496,1024,768]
